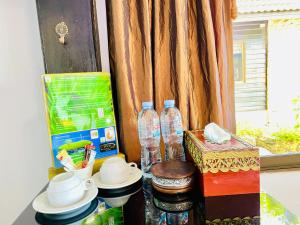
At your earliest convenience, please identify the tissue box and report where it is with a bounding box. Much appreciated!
[197,193,260,224]
[184,130,260,197]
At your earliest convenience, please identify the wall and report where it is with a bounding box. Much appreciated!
[268,18,300,128]
[0,0,50,224]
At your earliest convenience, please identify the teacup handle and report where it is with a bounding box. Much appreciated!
[128,162,137,168]
[82,178,94,190]
[63,167,72,172]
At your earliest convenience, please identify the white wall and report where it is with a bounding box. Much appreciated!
[268,19,300,128]
[0,1,50,224]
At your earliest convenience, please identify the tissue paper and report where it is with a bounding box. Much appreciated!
[204,123,231,144]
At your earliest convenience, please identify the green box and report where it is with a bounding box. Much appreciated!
[42,72,119,168]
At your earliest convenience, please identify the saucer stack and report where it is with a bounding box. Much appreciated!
[92,157,143,207]
[32,172,98,225]
[150,160,195,194]
[34,198,98,225]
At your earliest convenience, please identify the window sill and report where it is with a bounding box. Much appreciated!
[261,153,300,172]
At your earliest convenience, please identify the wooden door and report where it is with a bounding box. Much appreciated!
[36,0,101,73]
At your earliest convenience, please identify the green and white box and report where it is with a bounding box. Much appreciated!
[42,72,119,168]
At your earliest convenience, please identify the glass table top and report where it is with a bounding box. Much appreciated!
[260,192,300,225]
[13,183,300,225]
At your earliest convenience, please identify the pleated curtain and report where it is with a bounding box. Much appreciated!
[106,0,237,162]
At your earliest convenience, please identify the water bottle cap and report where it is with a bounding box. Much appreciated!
[142,101,153,109]
[164,100,175,108]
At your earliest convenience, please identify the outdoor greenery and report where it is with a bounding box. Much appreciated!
[237,124,300,154]
[237,96,300,154]
[292,96,300,129]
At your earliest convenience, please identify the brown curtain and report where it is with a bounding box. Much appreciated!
[107,0,236,162]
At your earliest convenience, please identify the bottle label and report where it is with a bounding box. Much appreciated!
[153,129,160,138]
[176,129,183,136]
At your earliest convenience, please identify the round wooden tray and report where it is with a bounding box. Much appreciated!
[150,160,195,179]
[150,160,195,194]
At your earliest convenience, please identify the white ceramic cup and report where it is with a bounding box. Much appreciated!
[99,157,137,185]
[47,172,92,207]
[64,160,95,181]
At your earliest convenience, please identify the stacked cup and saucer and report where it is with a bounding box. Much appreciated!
[32,170,98,224]
[92,157,143,207]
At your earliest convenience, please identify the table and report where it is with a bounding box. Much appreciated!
[13,179,300,225]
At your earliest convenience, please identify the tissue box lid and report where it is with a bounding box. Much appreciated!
[185,130,260,174]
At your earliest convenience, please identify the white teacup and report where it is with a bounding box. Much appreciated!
[47,172,92,207]
[64,160,95,181]
[99,157,137,185]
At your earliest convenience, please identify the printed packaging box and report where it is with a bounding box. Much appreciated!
[81,198,124,225]
[184,130,260,197]
[42,72,119,168]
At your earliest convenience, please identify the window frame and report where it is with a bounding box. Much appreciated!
[261,153,300,171]
[233,17,300,171]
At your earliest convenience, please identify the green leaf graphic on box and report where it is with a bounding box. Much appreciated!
[81,207,123,225]
[58,140,92,151]
[45,74,115,135]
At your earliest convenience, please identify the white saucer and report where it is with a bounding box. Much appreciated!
[92,167,143,189]
[102,188,141,207]
[43,202,91,220]
[32,185,98,214]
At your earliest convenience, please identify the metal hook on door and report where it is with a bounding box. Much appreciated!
[55,21,68,44]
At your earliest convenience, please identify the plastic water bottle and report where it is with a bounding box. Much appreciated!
[138,102,162,225]
[160,100,186,161]
[138,101,162,178]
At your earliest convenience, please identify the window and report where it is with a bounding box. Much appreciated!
[234,0,300,169]
[233,21,267,112]
[233,41,246,83]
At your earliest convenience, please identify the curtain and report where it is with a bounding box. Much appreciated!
[107,0,237,162]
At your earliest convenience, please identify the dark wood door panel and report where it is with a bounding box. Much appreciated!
[36,0,99,73]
